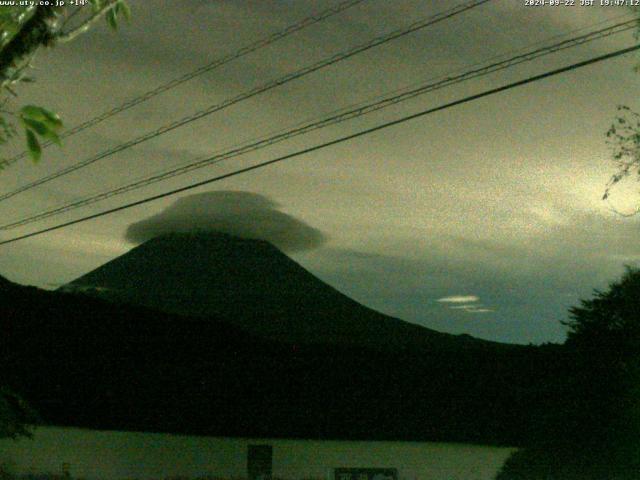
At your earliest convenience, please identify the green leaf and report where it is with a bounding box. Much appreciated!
[20,105,45,119]
[117,0,131,21]
[106,8,118,30]
[20,105,62,129]
[21,117,48,135]
[25,128,41,163]
[21,118,62,146]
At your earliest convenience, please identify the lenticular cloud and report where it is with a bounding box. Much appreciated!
[125,190,327,253]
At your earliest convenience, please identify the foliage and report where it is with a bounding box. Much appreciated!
[0,0,130,169]
[18,105,63,163]
[603,106,640,210]
[496,443,640,480]
[603,7,640,209]
[496,267,640,479]
[563,265,640,348]
[0,386,38,439]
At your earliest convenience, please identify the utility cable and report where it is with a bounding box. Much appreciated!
[1,42,638,247]
[0,0,369,168]
[0,0,491,201]
[1,18,636,231]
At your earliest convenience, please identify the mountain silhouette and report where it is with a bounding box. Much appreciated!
[1,240,567,444]
[0,271,563,444]
[64,232,488,350]
[0,274,18,290]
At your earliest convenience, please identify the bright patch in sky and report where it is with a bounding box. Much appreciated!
[436,295,480,303]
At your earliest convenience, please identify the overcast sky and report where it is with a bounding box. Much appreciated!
[1,0,639,344]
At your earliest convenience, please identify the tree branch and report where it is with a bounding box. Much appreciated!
[0,6,58,85]
[56,0,120,43]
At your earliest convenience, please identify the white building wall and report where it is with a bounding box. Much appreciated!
[0,427,516,480]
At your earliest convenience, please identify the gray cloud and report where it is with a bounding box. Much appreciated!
[124,191,327,252]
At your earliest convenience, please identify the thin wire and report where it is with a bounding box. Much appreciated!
[3,18,636,231]
[0,0,491,202]
[0,0,369,167]
[1,42,638,247]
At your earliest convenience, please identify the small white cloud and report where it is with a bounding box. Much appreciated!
[436,295,479,303]
[447,303,494,314]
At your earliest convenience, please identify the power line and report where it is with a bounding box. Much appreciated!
[0,0,369,168]
[2,18,636,231]
[1,42,638,247]
[0,0,491,202]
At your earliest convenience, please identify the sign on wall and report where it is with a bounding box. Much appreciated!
[334,468,398,480]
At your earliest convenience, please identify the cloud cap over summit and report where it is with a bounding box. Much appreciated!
[125,191,327,253]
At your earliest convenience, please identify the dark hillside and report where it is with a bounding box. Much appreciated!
[1,277,563,445]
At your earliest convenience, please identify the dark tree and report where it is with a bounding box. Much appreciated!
[564,265,640,348]
[496,267,640,479]
[0,386,38,439]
